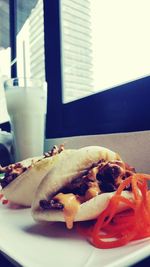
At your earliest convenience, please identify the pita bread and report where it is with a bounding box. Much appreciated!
[32,146,132,226]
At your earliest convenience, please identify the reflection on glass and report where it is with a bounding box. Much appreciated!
[61,0,150,103]
[60,0,94,103]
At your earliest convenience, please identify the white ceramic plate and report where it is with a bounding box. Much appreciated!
[0,204,150,267]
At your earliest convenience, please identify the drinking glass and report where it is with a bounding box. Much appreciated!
[5,78,47,162]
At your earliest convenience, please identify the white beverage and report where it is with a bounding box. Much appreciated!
[5,80,47,162]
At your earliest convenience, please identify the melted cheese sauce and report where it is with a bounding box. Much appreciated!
[54,181,100,229]
[85,182,100,201]
[54,193,80,229]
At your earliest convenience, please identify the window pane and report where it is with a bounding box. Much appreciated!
[0,0,11,123]
[61,0,150,103]
[0,0,10,77]
[91,0,150,92]
[60,0,93,103]
[16,0,45,81]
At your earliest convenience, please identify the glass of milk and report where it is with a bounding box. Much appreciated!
[4,78,47,162]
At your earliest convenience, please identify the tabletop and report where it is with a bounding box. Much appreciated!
[1,252,150,267]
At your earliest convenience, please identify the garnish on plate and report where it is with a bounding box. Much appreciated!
[77,173,150,248]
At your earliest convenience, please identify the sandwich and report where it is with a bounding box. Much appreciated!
[32,146,135,229]
[0,145,70,206]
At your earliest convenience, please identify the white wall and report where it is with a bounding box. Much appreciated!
[45,130,150,173]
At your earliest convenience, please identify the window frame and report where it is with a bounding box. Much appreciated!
[9,0,17,78]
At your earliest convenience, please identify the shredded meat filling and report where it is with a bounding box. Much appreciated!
[40,160,136,210]
[40,199,64,210]
[0,163,27,188]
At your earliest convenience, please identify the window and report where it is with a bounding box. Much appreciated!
[91,0,150,93]
[0,0,10,124]
[61,0,150,103]
[9,0,150,138]
[44,0,150,138]
[60,0,93,103]
[0,47,10,124]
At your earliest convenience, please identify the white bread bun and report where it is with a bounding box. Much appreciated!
[32,146,131,225]
[1,150,74,206]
